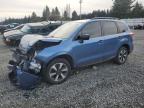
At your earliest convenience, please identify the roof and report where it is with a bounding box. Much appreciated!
[71,19,91,23]
[27,22,49,28]
[27,21,62,29]
[92,17,119,20]
[71,18,120,24]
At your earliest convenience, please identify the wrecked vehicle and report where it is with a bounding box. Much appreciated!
[8,18,134,89]
[3,21,62,46]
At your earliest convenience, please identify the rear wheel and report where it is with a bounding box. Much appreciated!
[114,47,129,65]
[43,58,71,84]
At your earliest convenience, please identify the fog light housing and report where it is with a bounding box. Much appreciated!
[29,60,41,73]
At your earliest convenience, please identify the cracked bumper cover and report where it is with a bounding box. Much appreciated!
[8,62,41,90]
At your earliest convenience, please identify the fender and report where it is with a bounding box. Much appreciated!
[117,35,133,53]
[35,44,75,65]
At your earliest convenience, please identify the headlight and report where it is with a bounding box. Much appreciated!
[6,38,10,42]
[29,59,41,73]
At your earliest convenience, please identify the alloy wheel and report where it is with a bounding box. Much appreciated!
[118,48,128,63]
[49,63,69,82]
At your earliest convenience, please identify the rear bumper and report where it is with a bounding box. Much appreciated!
[8,61,41,90]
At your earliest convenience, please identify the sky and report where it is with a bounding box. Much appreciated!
[0,0,144,21]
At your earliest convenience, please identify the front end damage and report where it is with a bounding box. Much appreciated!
[8,67,41,90]
[8,49,42,90]
[8,38,61,90]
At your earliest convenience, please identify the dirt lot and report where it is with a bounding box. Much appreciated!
[0,30,144,108]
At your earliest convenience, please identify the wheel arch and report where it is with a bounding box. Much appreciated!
[47,54,74,69]
[120,44,130,54]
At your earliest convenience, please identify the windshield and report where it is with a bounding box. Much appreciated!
[48,21,84,39]
[14,25,23,29]
[21,25,31,33]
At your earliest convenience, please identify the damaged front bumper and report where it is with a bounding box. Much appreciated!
[8,58,41,90]
[9,69,41,90]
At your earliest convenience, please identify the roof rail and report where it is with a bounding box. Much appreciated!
[92,17,119,20]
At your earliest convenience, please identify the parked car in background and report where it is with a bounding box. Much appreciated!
[121,18,144,30]
[0,25,7,34]
[4,24,24,33]
[8,18,134,87]
[0,23,20,34]
[134,23,144,30]
[7,23,19,28]
[3,21,62,46]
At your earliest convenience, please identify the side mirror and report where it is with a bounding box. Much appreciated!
[78,34,90,41]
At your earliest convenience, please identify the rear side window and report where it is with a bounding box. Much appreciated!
[31,29,40,33]
[117,22,129,33]
[82,22,101,38]
[40,28,48,33]
[102,21,118,36]
[49,25,60,31]
[40,25,55,33]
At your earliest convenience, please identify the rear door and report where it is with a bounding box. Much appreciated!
[101,21,120,60]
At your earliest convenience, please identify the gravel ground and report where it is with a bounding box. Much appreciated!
[0,30,144,108]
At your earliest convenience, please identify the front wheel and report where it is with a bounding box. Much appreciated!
[114,47,129,65]
[43,58,71,84]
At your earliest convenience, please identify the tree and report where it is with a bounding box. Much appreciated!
[42,6,50,21]
[132,2,144,18]
[111,0,135,18]
[72,11,78,20]
[63,10,69,20]
[49,7,61,21]
[55,7,61,20]
[92,10,107,17]
[31,12,37,22]
[50,8,56,20]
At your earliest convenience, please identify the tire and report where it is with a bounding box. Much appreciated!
[114,46,129,65]
[43,58,71,84]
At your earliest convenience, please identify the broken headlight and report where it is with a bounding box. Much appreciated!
[29,59,42,74]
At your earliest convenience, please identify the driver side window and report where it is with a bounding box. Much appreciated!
[81,21,101,38]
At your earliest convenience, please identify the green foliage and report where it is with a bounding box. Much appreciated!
[72,11,79,20]
[42,6,50,21]
[31,12,37,22]
[80,10,111,19]
[49,7,61,21]
[111,0,139,18]
[132,2,144,18]
[55,7,61,20]
[64,11,68,20]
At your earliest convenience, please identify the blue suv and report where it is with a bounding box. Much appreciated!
[9,18,134,85]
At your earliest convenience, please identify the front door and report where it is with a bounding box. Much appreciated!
[71,21,105,67]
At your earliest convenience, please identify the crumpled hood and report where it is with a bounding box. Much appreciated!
[19,34,62,51]
[4,30,23,38]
